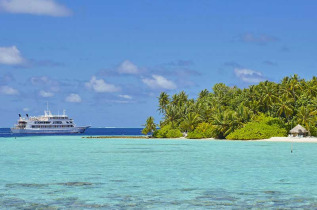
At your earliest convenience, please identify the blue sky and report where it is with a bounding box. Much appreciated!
[0,0,317,127]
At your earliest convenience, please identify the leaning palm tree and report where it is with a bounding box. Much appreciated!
[142,116,157,136]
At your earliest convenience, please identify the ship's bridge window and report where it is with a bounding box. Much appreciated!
[53,121,62,124]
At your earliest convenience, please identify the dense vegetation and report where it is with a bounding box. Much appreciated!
[143,75,317,139]
[226,115,287,140]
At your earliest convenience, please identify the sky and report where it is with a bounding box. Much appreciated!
[0,0,317,127]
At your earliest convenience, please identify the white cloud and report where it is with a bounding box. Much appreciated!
[65,93,81,103]
[0,0,72,16]
[234,68,265,83]
[0,85,18,95]
[0,46,25,65]
[119,94,132,99]
[142,75,177,90]
[118,60,139,74]
[39,90,54,97]
[85,76,120,93]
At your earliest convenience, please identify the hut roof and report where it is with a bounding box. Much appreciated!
[289,124,308,134]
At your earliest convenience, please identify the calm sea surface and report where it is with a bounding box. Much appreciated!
[0,131,317,209]
[0,128,144,138]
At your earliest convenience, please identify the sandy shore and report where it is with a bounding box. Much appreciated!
[82,135,317,143]
[260,137,317,143]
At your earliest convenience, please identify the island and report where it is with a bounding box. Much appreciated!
[142,74,317,140]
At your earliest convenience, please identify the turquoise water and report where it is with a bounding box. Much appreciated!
[1,136,317,209]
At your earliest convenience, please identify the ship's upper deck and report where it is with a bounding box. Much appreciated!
[28,110,70,121]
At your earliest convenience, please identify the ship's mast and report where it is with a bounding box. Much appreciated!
[45,102,52,116]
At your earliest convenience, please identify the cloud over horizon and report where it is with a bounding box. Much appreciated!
[39,90,54,97]
[117,60,140,74]
[0,85,19,95]
[0,0,72,16]
[118,94,132,100]
[234,68,266,83]
[85,76,120,93]
[0,46,25,65]
[65,93,81,103]
[142,75,177,90]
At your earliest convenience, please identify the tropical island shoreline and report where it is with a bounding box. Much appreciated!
[82,136,317,143]
[141,75,317,141]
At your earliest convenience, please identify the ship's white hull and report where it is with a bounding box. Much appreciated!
[10,126,90,134]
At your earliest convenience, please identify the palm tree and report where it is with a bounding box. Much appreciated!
[296,106,317,134]
[180,112,201,132]
[236,104,253,124]
[276,94,294,121]
[142,116,157,136]
[259,81,279,114]
[158,92,170,114]
[154,75,317,138]
[211,109,239,138]
[164,105,180,128]
[198,89,209,100]
[285,74,302,100]
[171,91,188,107]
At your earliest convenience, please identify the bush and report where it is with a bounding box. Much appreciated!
[309,126,317,136]
[187,132,204,139]
[226,116,287,140]
[187,122,213,139]
[153,124,171,138]
[166,129,183,138]
[153,124,183,138]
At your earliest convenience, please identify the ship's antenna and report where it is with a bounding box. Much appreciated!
[46,101,49,112]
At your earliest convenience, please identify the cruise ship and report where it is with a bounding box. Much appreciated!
[11,109,90,134]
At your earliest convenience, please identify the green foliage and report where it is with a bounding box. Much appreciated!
[309,126,317,136]
[179,112,201,132]
[153,124,182,138]
[153,124,172,138]
[187,132,204,139]
[187,122,213,139]
[226,115,287,140]
[166,129,183,138]
[142,116,157,136]
[147,74,317,139]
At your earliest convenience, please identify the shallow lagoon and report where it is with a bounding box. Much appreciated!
[1,136,317,209]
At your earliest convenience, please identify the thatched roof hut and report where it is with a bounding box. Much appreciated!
[289,124,308,137]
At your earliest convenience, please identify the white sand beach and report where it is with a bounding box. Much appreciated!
[260,136,317,143]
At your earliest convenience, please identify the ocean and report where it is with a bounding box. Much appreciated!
[0,128,144,138]
[1,131,317,208]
